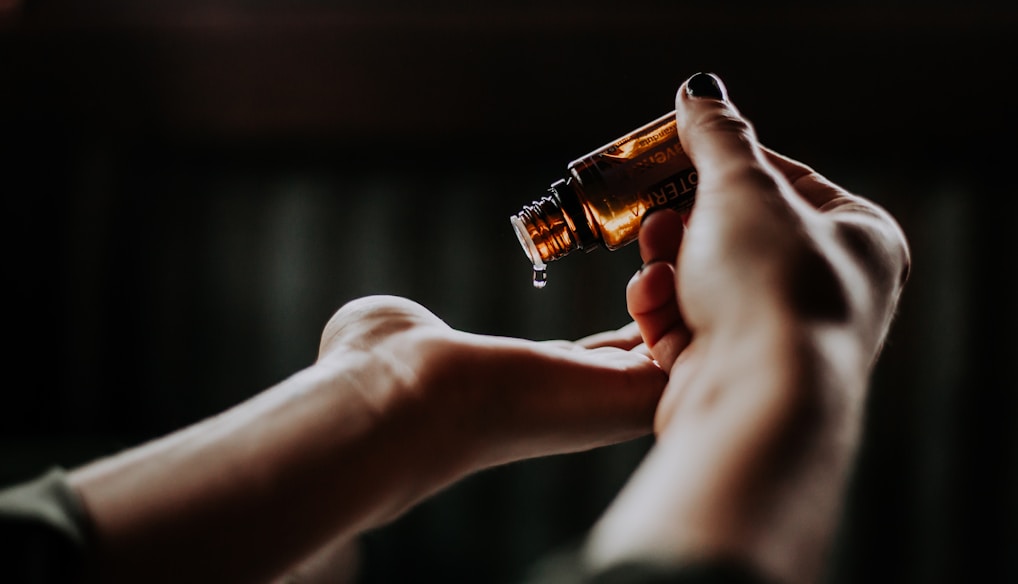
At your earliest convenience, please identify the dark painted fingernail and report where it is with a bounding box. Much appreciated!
[641,205,664,225]
[686,72,725,100]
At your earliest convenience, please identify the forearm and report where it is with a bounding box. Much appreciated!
[63,294,666,583]
[68,352,457,584]
[585,320,869,584]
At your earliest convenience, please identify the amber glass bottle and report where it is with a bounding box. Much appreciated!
[510,111,697,282]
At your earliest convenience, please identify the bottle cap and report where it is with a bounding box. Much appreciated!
[510,195,577,265]
[511,214,547,271]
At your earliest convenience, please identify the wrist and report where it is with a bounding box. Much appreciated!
[310,335,477,523]
[67,341,473,583]
[591,322,865,584]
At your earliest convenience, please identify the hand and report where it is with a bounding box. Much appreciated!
[316,294,666,477]
[630,77,909,433]
[70,295,666,584]
[586,73,910,584]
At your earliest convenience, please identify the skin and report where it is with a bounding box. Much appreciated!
[67,73,909,584]
[585,74,909,584]
[69,298,666,583]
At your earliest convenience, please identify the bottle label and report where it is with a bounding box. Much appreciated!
[564,112,699,250]
[636,168,698,213]
[588,115,697,214]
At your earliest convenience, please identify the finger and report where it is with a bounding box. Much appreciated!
[675,73,769,193]
[626,261,690,371]
[760,146,848,210]
[639,207,685,264]
[480,339,668,465]
[575,321,645,350]
[675,73,810,230]
[562,209,685,356]
[632,208,690,369]
[761,145,910,287]
[531,345,667,449]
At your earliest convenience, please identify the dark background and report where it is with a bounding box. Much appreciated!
[2,1,1017,583]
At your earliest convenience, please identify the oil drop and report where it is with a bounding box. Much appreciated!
[532,266,548,289]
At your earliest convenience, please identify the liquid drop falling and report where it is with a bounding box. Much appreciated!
[532,267,548,289]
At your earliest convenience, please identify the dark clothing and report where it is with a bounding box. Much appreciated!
[0,469,772,584]
[0,469,92,584]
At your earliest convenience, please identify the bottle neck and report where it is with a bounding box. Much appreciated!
[511,178,597,266]
[511,195,576,266]
[550,178,597,249]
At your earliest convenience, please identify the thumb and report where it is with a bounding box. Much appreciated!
[673,73,805,266]
[675,73,774,205]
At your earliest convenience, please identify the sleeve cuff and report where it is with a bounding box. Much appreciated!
[0,467,95,583]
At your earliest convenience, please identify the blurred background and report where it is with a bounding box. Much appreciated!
[2,1,1016,582]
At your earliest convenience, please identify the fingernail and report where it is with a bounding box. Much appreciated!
[641,205,663,225]
[641,206,681,226]
[686,72,726,100]
[638,259,674,274]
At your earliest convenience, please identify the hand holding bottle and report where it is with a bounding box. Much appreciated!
[586,73,911,584]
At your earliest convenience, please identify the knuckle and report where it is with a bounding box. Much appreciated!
[833,217,912,297]
[322,295,422,348]
[695,109,757,142]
